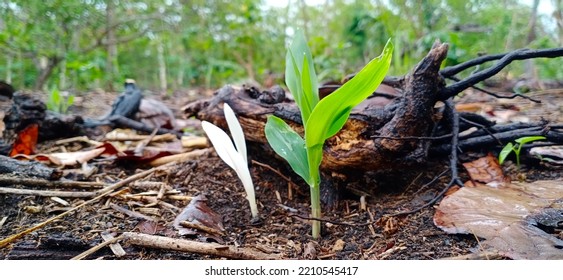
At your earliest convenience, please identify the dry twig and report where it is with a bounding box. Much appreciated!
[121,232,282,260]
[0,162,176,249]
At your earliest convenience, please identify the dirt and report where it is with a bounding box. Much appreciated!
[0,87,561,260]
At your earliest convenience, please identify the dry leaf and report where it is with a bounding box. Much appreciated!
[9,123,38,156]
[13,147,106,166]
[434,180,563,259]
[462,153,508,185]
[173,194,224,242]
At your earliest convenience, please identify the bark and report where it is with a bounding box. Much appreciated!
[0,155,62,180]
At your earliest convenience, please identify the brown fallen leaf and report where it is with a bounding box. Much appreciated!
[434,180,563,259]
[13,147,106,166]
[462,153,509,185]
[173,194,224,243]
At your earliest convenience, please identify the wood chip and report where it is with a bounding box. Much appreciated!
[101,232,126,257]
[0,216,7,229]
[332,239,346,252]
[50,196,69,206]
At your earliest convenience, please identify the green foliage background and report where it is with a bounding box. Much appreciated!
[0,0,561,93]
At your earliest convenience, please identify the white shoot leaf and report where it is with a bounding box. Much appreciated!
[233,162,259,219]
[224,103,247,163]
[201,121,236,170]
[201,120,259,219]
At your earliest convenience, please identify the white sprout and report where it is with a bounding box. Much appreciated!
[201,103,259,220]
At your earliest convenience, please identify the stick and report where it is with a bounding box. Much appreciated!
[109,203,156,222]
[441,48,563,99]
[0,187,96,198]
[441,250,504,260]
[101,232,126,257]
[149,148,210,166]
[121,232,282,260]
[71,235,124,260]
[0,162,176,249]
[0,176,105,189]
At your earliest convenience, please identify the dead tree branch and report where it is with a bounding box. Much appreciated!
[440,47,563,99]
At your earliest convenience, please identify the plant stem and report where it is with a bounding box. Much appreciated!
[515,145,521,169]
[309,181,321,239]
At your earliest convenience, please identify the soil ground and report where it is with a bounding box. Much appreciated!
[0,86,561,260]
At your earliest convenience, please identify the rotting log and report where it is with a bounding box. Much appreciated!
[183,43,448,173]
[182,43,563,192]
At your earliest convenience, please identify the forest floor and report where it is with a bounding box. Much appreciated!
[0,85,562,260]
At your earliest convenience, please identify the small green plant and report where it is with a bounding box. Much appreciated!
[264,30,392,238]
[498,136,546,168]
[47,88,75,114]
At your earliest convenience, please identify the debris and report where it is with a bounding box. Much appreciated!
[101,231,126,257]
[434,180,563,259]
[0,155,62,180]
[121,232,282,260]
[173,194,224,242]
[332,239,346,252]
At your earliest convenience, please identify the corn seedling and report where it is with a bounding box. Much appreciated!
[264,30,392,238]
[201,103,259,222]
[498,135,546,169]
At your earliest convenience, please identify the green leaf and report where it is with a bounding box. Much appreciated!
[514,136,546,145]
[305,40,393,150]
[265,115,310,184]
[498,142,515,165]
[285,29,318,125]
[47,88,61,113]
[286,49,308,122]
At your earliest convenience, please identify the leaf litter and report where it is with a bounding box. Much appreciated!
[434,154,563,259]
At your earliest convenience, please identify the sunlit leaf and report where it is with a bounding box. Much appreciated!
[498,142,514,165]
[265,115,310,184]
[285,29,319,125]
[514,136,546,145]
[304,40,393,172]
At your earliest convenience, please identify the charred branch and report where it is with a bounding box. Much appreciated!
[440,47,563,99]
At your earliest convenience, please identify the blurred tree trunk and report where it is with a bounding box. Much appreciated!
[59,59,67,90]
[525,0,539,80]
[555,0,563,46]
[106,0,118,91]
[34,56,61,91]
[5,55,12,84]
[157,39,167,94]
